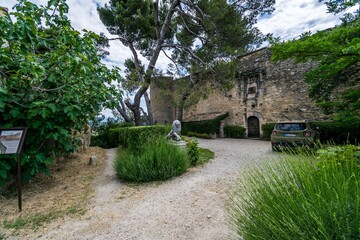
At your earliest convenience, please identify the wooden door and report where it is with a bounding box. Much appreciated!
[248,116,260,138]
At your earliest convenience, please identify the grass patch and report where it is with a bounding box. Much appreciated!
[198,148,215,165]
[114,138,189,182]
[3,211,59,230]
[229,145,360,240]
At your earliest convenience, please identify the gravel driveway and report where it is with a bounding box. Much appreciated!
[29,139,272,240]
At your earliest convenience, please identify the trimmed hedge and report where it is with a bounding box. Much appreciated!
[109,125,171,153]
[90,122,134,148]
[311,122,360,144]
[261,123,276,140]
[182,113,228,135]
[187,131,211,139]
[224,125,246,138]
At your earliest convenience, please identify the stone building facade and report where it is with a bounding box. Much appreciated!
[151,48,328,138]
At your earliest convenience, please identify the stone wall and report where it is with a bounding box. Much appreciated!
[151,77,176,125]
[151,48,328,138]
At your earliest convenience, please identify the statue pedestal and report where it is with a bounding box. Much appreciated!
[169,140,187,149]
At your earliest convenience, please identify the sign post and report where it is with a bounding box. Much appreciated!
[0,128,27,211]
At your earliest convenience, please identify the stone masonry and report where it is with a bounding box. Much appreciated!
[151,48,328,138]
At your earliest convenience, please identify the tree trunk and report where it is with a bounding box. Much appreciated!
[144,91,153,125]
[116,99,133,123]
[125,85,149,126]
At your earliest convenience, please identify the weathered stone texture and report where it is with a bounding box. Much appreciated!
[151,48,328,138]
[151,78,175,124]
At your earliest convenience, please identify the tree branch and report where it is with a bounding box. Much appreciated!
[128,41,145,83]
[161,43,213,71]
[161,49,182,74]
[152,0,160,39]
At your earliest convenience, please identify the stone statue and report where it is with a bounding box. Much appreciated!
[167,120,181,141]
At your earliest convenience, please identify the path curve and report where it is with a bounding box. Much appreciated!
[32,139,272,240]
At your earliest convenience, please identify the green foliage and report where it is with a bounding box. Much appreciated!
[198,148,215,165]
[186,131,211,139]
[229,145,360,240]
[90,121,134,149]
[261,122,276,140]
[186,139,200,165]
[311,121,360,144]
[271,16,360,122]
[182,113,228,135]
[317,145,360,168]
[109,125,171,153]
[114,138,189,182]
[224,125,246,138]
[0,0,120,186]
[3,211,59,230]
[319,0,359,15]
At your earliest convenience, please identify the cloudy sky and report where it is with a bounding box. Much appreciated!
[3,0,346,71]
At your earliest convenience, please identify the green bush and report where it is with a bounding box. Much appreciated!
[109,125,171,153]
[187,131,211,139]
[0,1,122,188]
[114,139,189,182]
[261,122,275,140]
[186,139,200,165]
[224,125,246,138]
[311,121,360,144]
[182,113,228,135]
[229,145,360,240]
[90,122,134,148]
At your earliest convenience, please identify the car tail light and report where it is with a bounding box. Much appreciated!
[272,131,277,135]
[303,131,311,137]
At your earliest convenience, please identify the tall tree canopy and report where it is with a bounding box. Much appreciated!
[271,0,359,123]
[98,0,275,125]
[0,0,120,186]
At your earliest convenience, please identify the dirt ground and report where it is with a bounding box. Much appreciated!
[0,139,272,240]
[0,147,107,239]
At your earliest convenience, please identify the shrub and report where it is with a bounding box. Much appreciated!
[186,139,200,165]
[187,131,211,139]
[182,113,228,135]
[0,1,121,187]
[224,125,246,138]
[114,139,189,182]
[311,121,360,144]
[229,145,360,240]
[109,125,171,153]
[261,122,275,140]
[90,122,134,148]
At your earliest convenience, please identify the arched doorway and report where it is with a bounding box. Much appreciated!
[247,116,260,138]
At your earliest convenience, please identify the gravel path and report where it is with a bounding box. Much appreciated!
[31,139,272,240]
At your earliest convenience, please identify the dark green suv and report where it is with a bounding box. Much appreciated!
[271,121,319,151]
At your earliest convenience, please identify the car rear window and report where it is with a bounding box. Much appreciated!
[276,123,306,131]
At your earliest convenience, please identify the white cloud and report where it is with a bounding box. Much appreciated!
[256,0,343,40]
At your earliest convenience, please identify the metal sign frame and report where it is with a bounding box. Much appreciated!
[0,127,27,211]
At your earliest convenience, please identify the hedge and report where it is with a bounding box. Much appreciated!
[261,123,276,140]
[182,113,229,135]
[109,125,171,153]
[311,121,360,145]
[224,125,246,138]
[90,122,134,148]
